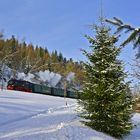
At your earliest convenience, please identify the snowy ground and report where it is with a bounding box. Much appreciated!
[0,90,140,140]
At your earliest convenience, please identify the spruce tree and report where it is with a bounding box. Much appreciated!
[78,23,133,138]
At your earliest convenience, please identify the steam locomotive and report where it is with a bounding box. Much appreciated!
[7,79,77,98]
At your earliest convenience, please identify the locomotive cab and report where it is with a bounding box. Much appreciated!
[7,79,32,92]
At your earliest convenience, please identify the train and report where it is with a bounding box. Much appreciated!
[7,79,78,99]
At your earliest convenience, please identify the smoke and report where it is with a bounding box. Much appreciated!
[24,73,35,82]
[66,72,75,82]
[49,73,61,87]
[4,67,76,88]
[17,72,26,80]
[37,70,62,87]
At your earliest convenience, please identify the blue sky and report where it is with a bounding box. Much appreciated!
[0,0,139,82]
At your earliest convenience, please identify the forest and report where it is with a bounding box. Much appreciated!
[0,33,84,88]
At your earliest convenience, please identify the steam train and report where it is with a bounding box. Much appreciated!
[7,79,77,98]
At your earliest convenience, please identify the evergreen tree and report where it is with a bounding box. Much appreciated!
[78,23,133,138]
[10,35,17,53]
[58,52,63,62]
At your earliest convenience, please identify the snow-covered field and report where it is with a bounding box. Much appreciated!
[0,90,140,140]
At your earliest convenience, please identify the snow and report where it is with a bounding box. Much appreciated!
[125,113,140,140]
[0,90,140,140]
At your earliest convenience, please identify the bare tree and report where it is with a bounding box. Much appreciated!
[0,51,19,90]
[133,58,140,80]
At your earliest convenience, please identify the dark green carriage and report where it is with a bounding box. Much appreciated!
[32,84,41,93]
[32,84,51,95]
[52,88,77,98]
[41,85,51,94]
[51,87,65,97]
[67,90,77,98]
[31,83,77,98]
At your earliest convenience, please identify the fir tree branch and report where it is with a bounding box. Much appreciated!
[105,19,121,26]
[121,30,139,46]
[113,17,123,25]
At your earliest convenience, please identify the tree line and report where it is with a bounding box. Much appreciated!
[0,33,84,86]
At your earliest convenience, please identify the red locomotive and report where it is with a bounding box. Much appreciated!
[7,79,32,92]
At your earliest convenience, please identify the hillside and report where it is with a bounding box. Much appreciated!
[0,90,140,140]
[0,35,84,89]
